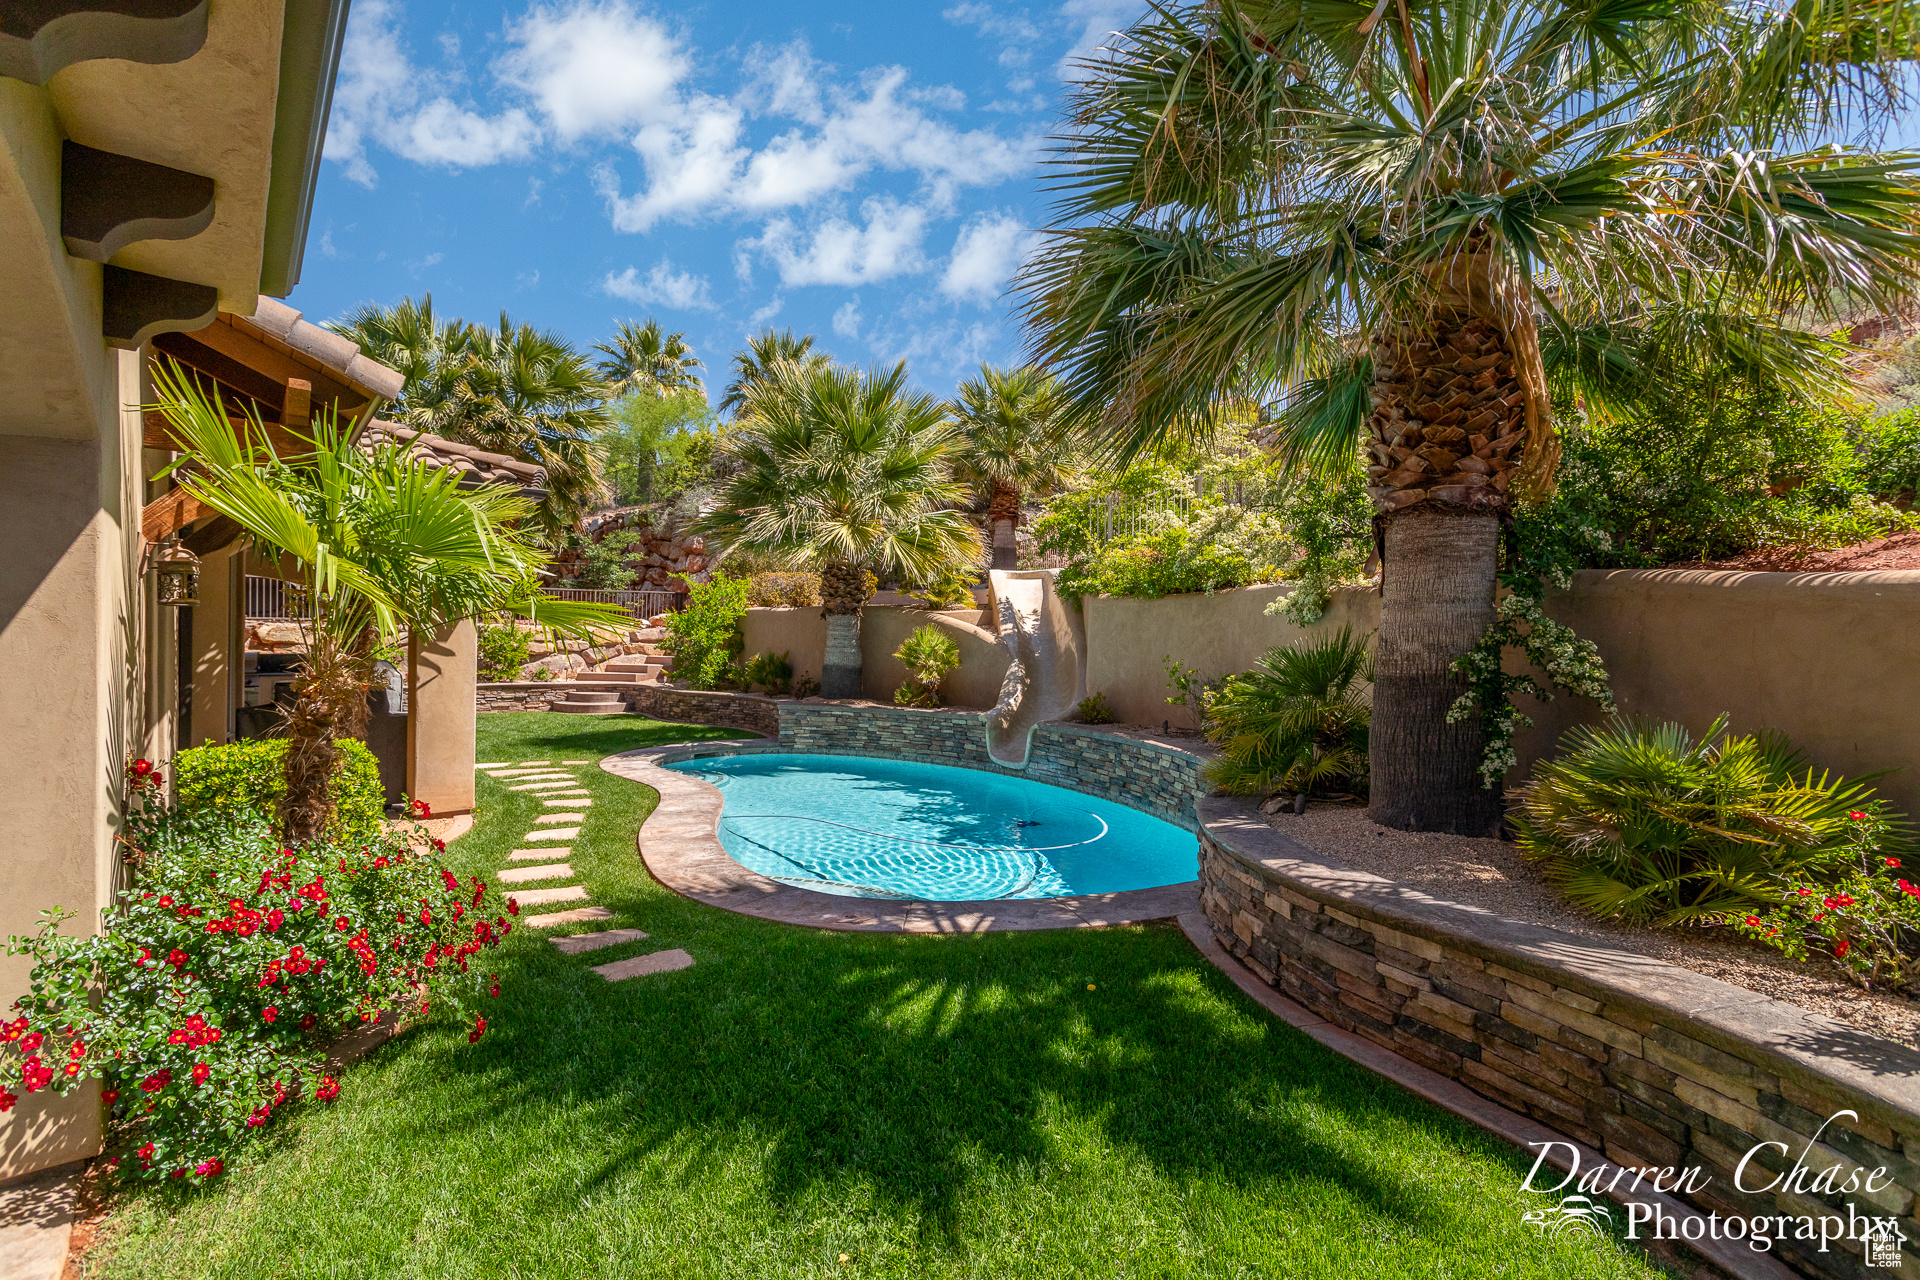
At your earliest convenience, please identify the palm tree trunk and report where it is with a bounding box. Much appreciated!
[988,481,1021,571]
[818,560,868,698]
[280,625,374,844]
[1366,511,1502,834]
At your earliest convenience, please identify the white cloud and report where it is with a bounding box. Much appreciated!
[747,296,785,327]
[944,3,1044,69]
[832,298,862,338]
[940,211,1038,303]
[323,0,537,187]
[495,1,689,141]
[746,196,930,288]
[596,94,749,233]
[1057,0,1146,74]
[602,258,716,310]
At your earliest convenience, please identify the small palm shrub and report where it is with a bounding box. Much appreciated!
[660,575,750,689]
[478,622,531,681]
[911,569,976,611]
[1076,692,1115,724]
[746,572,821,608]
[894,625,961,708]
[1202,628,1371,800]
[743,650,793,695]
[175,740,386,842]
[1510,717,1912,927]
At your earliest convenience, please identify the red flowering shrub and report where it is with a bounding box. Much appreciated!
[0,796,509,1183]
[1731,810,1920,990]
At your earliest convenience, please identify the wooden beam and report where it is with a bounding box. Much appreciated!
[191,318,361,411]
[283,378,311,427]
[143,409,312,458]
[152,330,287,414]
[182,515,244,557]
[140,485,209,543]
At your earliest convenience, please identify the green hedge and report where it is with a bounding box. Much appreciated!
[173,739,387,842]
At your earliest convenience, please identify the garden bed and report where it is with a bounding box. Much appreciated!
[1271,803,1920,1049]
[1680,528,1920,572]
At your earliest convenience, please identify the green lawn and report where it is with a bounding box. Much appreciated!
[90,713,1671,1279]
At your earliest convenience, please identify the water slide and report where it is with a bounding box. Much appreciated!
[985,570,1088,766]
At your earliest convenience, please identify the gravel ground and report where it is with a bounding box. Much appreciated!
[1271,803,1920,1050]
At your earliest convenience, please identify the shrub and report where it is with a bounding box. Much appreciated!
[1202,628,1371,800]
[528,664,557,682]
[1056,506,1291,600]
[746,572,821,608]
[1732,842,1920,991]
[175,739,386,843]
[791,674,821,699]
[911,569,976,611]
[0,778,507,1182]
[1854,409,1920,505]
[660,575,750,690]
[743,650,792,695]
[1510,716,1911,926]
[1076,692,1115,724]
[893,625,961,708]
[478,622,531,682]
[577,528,646,590]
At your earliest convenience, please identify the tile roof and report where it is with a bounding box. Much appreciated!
[358,421,548,497]
[236,296,406,402]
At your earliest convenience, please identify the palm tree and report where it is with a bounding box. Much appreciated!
[333,300,612,535]
[152,364,626,842]
[949,364,1080,570]
[717,328,827,419]
[698,362,982,697]
[596,318,703,399]
[1021,0,1920,833]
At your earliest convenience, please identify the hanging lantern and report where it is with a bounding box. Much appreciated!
[151,537,201,607]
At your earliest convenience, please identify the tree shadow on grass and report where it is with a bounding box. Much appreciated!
[413,920,1591,1264]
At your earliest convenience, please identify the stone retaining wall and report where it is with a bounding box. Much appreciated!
[475,682,572,713]
[1199,798,1920,1280]
[621,686,780,737]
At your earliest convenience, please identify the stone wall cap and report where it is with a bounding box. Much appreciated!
[1201,796,1920,1129]
[1574,566,1920,589]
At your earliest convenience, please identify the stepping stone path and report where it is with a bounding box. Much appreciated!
[496,862,572,883]
[550,928,648,955]
[482,761,695,980]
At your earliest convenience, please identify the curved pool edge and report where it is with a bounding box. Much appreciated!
[601,740,1199,933]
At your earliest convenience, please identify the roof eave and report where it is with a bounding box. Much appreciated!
[258,0,352,299]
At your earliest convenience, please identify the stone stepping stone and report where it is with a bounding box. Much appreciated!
[543,798,592,809]
[476,762,512,768]
[509,781,580,791]
[509,847,568,860]
[550,928,649,955]
[526,905,613,928]
[508,884,588,906]
[593,949,694,981]
[524,827,579,842]
[497,862,572,883]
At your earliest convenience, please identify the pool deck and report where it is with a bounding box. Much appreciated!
[601,739,1199,932]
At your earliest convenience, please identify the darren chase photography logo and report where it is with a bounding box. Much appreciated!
[1519,1110,1909,1268]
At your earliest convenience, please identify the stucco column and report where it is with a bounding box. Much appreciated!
[407,619,476,816]
[186,546,239,746]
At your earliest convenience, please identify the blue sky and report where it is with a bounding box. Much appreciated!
[294,0,1146,399]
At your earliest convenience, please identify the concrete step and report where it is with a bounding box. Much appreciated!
[552,703,624,715]
[605,655,671,672]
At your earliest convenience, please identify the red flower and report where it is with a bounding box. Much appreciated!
[1744,915,1762,927]
[373,856,389,869]
[19,1032,42,1053]
[191,1063,210,1085]
[431,839,446,853]
[100,1089,118,1106]
[1796,888,1814,897]
[131,759,154,777]
[506,898,519,917]
[261,1007,278,1024]
[265,908,284,932]
[0,1018,25,1042]
[139,1070,171,1093]
[468,1017,487,1044]
[1899,880,1920,899]
[166,949,187,968]
[195,1158,223,1178]
[314,1075,340,1102]
[1886,858,1902,868]
[137,1143,154,1160]
[410,799,432,819]
[419,908,431,926]
[299,1013,316,1031]
[1836,939,1852,958]
[335,917,351,931]
[1849,810,1867,821]
[0,1089,14,1113]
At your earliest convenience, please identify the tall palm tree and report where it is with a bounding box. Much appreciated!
[333,300,613,535]
[152,364,626,842]
[949,364,1080,570]
[698,362,982,697]
[1021,0,1920,833]
[596,318,703,399]
[717,328,827,419]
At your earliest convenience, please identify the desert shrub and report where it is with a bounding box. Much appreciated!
[791,674,821,698]
[0,770,507,1182]
[1510,716,1910,927]
[746,572,821,608]
[1202,628,1371,800]
[528,664,557,682]
[893,625,960,708]
[660,575,750,690]
[1732,842,1920,991]
[1076,692,1115,724]
[1162,657,1231,727]
[478,622,531,682]
[910,569,976,611]
[1056,506,1291,600]
[743,650,792,695]
[175,740,385,843]
[1854,409,1920,505]
[578,528,646,590]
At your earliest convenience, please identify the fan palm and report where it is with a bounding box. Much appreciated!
[698,362,983,697]
[1021,0,1920,833]
[1203,627,1372,800]
[718,328,828,419]
[152,363,627,843]
[949,364,1081,569]
[596,318,703,398]
[329,293,476,417]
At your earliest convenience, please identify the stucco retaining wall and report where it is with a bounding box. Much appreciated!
[1082,584,1382,729]
[741,606,1009,708]
[1199,798,1920,1280]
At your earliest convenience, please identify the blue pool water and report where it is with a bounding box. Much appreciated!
[662,753,1196,900]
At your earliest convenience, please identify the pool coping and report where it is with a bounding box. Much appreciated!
[601,738,1199,932]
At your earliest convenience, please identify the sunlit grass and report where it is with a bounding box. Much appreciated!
[90,713,1673,1279]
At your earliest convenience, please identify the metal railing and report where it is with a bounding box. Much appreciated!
[540,586,687,622]
[244,575,308,619]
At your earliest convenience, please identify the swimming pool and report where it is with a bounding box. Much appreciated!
[662,753,1197,901]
